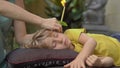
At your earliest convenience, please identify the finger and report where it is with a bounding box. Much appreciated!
[54,24,62,32]
[53,24,60,32]
[90,55,98,62]
[44,25,53,31]
[59,25,63,32]
[81,63,86,68]
[64,63,70,68]
[78,64,80,68]
[86,55,99,66]
[71,64,74,68]
[87,56,93,62]
[88,55,97,61]
[77,63,82,68]
[52,18,63,32]
[89,55,95,59]
[66,63,75,68]
[86,59,93,66]
[86,57,95,66]
[90,55,97,58]
[57,22,63,32]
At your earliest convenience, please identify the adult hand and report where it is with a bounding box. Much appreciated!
[41,18,62,32]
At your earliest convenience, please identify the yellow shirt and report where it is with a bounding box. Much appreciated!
[64,28,120,66]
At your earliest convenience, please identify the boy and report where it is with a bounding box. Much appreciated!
[22,28,120,68]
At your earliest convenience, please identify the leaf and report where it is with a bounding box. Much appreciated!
[59,21,68,26]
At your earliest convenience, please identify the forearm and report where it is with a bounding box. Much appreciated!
[77,38,96,60]
[13,0,27,44]
[0,1,44,25]
[14,21,26,43]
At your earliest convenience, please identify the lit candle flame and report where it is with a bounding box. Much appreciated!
[61,0,66,7]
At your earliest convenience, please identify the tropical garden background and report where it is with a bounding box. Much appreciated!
[24,0,85,32]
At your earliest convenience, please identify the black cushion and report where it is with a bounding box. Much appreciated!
[6,48,78,68]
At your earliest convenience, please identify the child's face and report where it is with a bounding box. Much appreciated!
[42,31,72,49]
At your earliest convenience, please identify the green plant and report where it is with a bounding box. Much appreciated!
[24,0,34,4]
[44,0,85,30]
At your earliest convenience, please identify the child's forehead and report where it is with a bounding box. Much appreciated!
[47,30,57,36]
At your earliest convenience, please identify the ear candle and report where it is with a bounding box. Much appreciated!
[61,0,66,22]
[60,6,65,22]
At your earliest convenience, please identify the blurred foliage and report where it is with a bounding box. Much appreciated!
[44,0,86,30]
[24,0,43,33]
[24,0,86,31]
[24,0,35,4]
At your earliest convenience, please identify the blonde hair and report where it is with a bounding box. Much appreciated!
[23,29,53,48]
